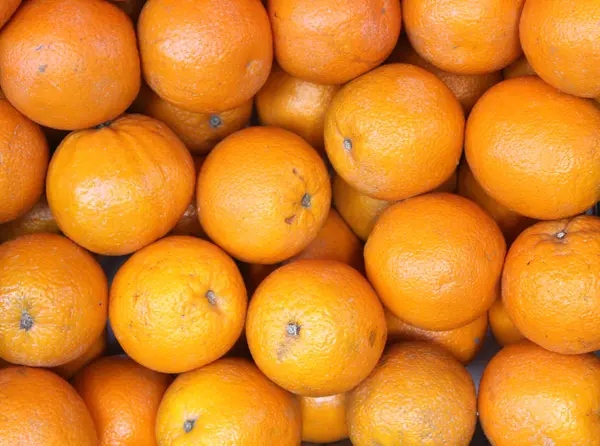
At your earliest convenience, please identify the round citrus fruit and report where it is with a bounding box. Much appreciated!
[0,195,59,242]
[169,157,206,239]
[0,0,20,29]
[502,56,536,79]
[300,393,348,444]
[47,114,195,256]
[488,299,524,347]
[51,331,107,381]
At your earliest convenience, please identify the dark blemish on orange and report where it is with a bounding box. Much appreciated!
[19,310,33,331]
[286,322,301,337]
[38,65,48,73]
[206,290,217,305]
[292,168,298,175]
[381,7,386,13]
[96,120,113,130]
[209,115,222,129]
[183,419,195,433]
[285,214,296,224]
[35,45,44,51]
[301,193,311,208]
[369,330,376,347]
[555,230,567,239]
[343,138,352,151]
[474,337,480,345]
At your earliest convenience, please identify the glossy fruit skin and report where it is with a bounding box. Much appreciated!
[51,331,107,380]
[73,356,171,446]
[246,260,387,397]
[503,216,600,354]
[268,0,401,85]
[0,0,20,29]
[197,126,331,264]
[520,0,600,98]
[139,0,272,113]
[479,341,600,446]
[502,56,536,79]
[110,236,247,374]
[0,367,98,445]
[347,342,476,446]
[300,393,348,443]
[488,299,524,347]
[467,77,600,220]
[47,114,195,256]
[155,357,301,446]
[0,195,59,242]
[366,193,506,331]
[0,0,140,130]
[403,0,525,75]
[0,99,48,224]
[325,64,464,201]
[0,234,107,367]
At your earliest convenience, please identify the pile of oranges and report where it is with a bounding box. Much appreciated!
[0,0,599,445]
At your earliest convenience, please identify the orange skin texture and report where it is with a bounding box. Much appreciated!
[0,367,98,445]
[170,157,207,239]
[502,216,600,354]
[457,162,536,245]
[300,393,348,443]
[133,84,253,155]
[347,342,476,446]
[502,55,536,79]
[268,0,401,85]
[256,65,341,151]
[0,0,20,29]
[47,114,195,256]
[0,99,48,223]
[520,0,600,98]
[156,357,301,446]
[365,193,506,331]
[246,260,387,397]
[0,0,140,130]
[138,0,272,114]
[110,236,247,374]
[51,331,107,381]
[385,309,487,364]
[0,195,60,242]
[465,77,600,220]
[403,0,525,75]
[488,299,524,347]
[197,126,331,264]
[0,234,107,367]
[479,341,600,446]
[325,64,464,201]
[73,356,171,446]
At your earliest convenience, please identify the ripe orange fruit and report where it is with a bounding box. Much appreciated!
[51,331,107,380]
[466,77,600,220]
[197,126,331,264]
[0,0,20,29]
[268,0,401,85]
[503,216,600,354]
[324,64,464,201]
[520,0,600,98]
[47,114,195,256]
[246,260,386,396]
[457,162,536,244]
[0,234,107,367]
[0,367,98,445]
[300,393,348,444]
[502,56,536,79]
[138,0,272,113]
[0,99,48,224]
[73,356,171,446]
[133,85,253,155]
[479,341,600,445]
[347,342,477,445]
[488,299,524,347]
[0,0,140,130]
[403,0,525,74]
[156,357,301,445]
[365,193,506,331]
[110,236,247,373]
[385,310,487,364]
[0,194,59,242]
[256,65,341,151]
[169,157,206,239]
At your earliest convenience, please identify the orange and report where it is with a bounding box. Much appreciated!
[457,162,536,244]
[465,77,600,220]
[0,367,97,445]
[488,299,524,347]
[156,357,301,445]
[324,64,464,201]
[385,310,487,364]
[47,114,195,256]
[0,233,107,367]
[0,0,20,29]
[0,99,48,223]
[300,393,348,444]
[246,260,386,396]
[256,65,341,152]
[520,0,600,98]
[268,0,401,85]
[197,126,331,264]
[0,194,59,242]
[479,341,600,445]
[365,193,506,331]
[502,216,600,354]
[133,84,253,155]
[51,331,107,380]
[0,0,140,130]
[403,0,525,74]
[73,356,171,446]
[169,157,206,239]
[347,342,477,446]
[502,56,536,79]
[110,236,247,373]
[138,0,272,113]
